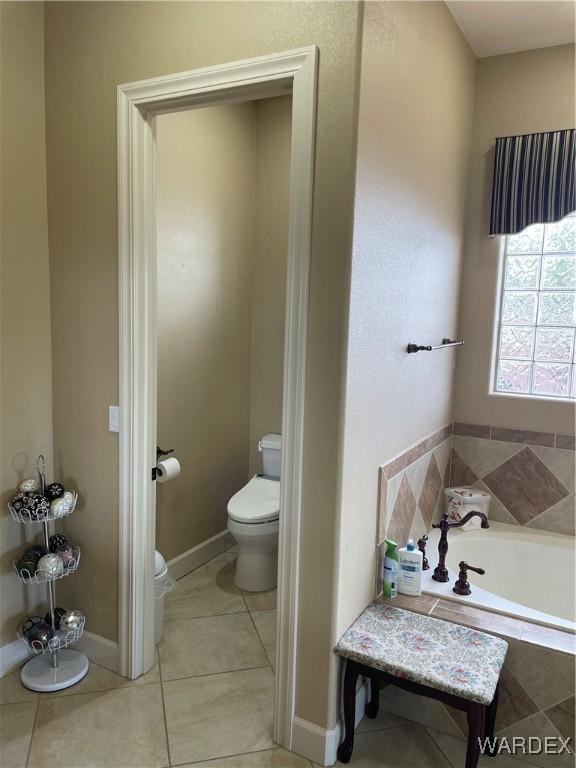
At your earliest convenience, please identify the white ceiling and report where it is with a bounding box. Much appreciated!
[446,1,575,58]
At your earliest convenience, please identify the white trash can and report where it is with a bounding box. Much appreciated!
[154,550,176,645]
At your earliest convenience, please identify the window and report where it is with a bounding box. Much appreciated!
[494,213,576,399]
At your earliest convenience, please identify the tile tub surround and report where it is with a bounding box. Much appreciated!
[377,421,575,550]
[375,595,575,767]
[378,424,453,547]
[451,423,575,536]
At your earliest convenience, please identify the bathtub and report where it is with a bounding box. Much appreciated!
[423,521,575,633]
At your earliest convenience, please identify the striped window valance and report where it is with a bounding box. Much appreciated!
[489,128,575,236]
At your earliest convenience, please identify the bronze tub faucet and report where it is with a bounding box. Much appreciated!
[431,511,489,583]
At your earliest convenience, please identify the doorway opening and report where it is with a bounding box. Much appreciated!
[117,48,317,751]
[153,95,291,756]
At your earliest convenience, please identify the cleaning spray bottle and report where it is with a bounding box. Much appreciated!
[382,539,399,599]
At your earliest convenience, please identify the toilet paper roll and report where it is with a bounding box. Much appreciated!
[156,457,181,483]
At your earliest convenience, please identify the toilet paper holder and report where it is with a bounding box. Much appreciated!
[152,446,174,481]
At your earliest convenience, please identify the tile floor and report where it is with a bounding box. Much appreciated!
[0,547,540,767]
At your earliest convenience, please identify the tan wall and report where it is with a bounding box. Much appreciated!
[44,1,361,729]
[155,96,290,563]
[155,104,255,562]
[454,45,576,434]
[0,2,54,645]
[336,0,476,647]
[249,97,291,474]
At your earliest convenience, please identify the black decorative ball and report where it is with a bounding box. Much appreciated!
[21,548,41,563]
[44,607,68,629]
[49,534,69,553]
[45,482,65,501]
[26,621,54,649]
[22,493,50,521]
[10,493,25,511]
[16,557,37,578]
[28,545,48,558]
[21,615,44,639]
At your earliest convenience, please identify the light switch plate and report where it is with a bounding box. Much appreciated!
[109,406,120,433]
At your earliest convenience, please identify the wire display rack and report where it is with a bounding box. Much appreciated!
[8,491,78,524]
[13,550,81,584]
[11,456,89,692]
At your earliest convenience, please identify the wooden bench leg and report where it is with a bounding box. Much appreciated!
[337,660,359,764]
[465,702,486,768]
[483,683,500,757]
[365,676,380,719]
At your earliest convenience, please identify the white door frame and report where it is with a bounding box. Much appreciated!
[117,47,317,750]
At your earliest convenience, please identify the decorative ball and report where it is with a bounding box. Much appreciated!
[10,493,25,511]
[28,545,47,558]
[44,607,68,629]
[16,556,38,578]
[45,482,65,501]
[50,497,69,519]
[26,621,54,649]
[49,534,69,553]
[19,477,40,493]
[22,493,50,521]
[21,615,44,639]
[36,553,64,578]
[55,543,79,568]
[59,610,83,633]
[21,547,41,563]
[62,491,76,512]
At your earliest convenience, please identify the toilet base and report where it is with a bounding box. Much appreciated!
[227,517,279,592]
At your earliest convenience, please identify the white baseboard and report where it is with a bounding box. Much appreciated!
[291,678,368,766]
[167,529,234,581]
[0,638,29,678]
[75,630,119,674]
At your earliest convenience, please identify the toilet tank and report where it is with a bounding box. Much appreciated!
[259,434,282,479]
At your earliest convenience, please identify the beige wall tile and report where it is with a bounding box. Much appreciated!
[506,640,575,711]
[496,712,573,768]
[545,697,575,746]
[418,455,443,528]
[452,437,521,479]
[526,496,576,537]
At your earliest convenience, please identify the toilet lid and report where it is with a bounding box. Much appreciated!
[227,476,280,524]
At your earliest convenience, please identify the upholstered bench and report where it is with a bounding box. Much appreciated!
[335,602,507,768]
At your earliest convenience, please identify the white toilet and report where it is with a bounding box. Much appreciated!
[227,434,281,592]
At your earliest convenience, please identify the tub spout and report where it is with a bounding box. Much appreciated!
[431,511,489,583]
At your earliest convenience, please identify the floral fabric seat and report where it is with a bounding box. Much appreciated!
[335,601,507,706]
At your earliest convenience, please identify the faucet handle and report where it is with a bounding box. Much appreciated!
[453,561,485,596]
[417,535,429,571]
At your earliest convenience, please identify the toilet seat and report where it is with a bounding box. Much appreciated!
[227,476,280,524]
